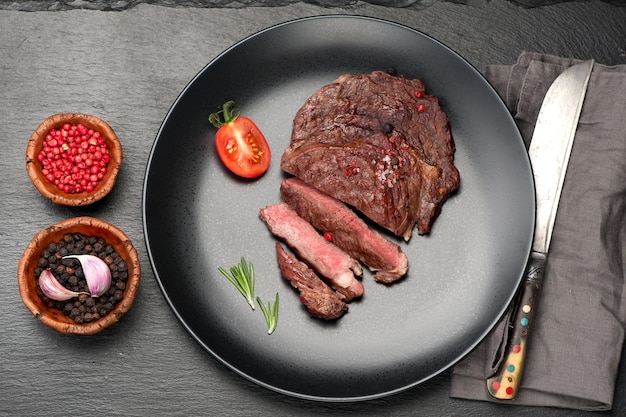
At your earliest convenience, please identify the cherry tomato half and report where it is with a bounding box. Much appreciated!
[209,101,271,178]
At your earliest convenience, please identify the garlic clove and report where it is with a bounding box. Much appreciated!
[63,254,112,297]
[38,269,83,301]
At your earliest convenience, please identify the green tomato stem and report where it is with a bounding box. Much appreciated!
[208,100,241,128]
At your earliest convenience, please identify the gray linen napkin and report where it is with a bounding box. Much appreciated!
[450,52,626,411]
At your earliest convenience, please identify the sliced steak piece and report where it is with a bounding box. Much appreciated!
[281,70,460,239]
[280,177,409,283]
[259,202,364,301]
[275,243,348,320]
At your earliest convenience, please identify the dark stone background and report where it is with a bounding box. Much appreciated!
[3,0,625,11]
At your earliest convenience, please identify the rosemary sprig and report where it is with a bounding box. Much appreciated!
[257,293,279,335]
[218,257,256,310]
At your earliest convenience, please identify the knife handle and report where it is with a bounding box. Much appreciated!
[486,252,546,400]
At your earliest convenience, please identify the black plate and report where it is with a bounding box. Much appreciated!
[143,15,534,401]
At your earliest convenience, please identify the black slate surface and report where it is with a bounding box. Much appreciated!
[1,2,625,416]
[2,0,626,11]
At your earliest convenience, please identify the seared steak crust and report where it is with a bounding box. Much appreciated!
[275,243,348,320]
[280,177,408,283]
[281,71,460,239]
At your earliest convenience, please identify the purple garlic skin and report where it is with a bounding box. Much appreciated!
[38,269,84,301]
[63,254,112,297]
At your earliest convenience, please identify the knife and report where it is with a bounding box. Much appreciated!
[486,59,594,400]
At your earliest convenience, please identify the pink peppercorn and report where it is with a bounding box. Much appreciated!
[37,123,109,194]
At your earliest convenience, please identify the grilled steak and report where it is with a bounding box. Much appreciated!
[281,71,460,239]
[259,202,364,301]
[275,243,348,320]
[280,177,408,283]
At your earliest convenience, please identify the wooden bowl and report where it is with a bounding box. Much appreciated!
[25,113,123,206]
[17,216,140,335]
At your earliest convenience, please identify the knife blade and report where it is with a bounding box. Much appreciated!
[486,59,594,400]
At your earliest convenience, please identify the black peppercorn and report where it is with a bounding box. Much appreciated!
[36,233,128,324]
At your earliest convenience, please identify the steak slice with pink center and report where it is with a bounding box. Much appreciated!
[259,202,364,301]
[280,177,408,283]
[275,243,348,320]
